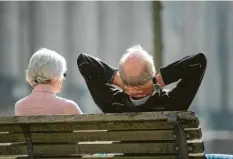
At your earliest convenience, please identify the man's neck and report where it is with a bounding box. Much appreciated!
[130,95,151,106]
[131,96,146,100]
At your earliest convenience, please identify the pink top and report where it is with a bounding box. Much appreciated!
[15,84,82,116]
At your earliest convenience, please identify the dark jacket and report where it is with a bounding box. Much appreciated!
[77,53,207,113]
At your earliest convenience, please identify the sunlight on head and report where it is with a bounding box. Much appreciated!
[118,45,156,86]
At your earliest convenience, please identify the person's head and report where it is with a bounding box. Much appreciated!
[118,45,156,87]
[26,48,67,93]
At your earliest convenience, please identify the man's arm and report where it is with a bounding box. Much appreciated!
[149,53,207,110]
[77,53,117,84]
[77,53,126,112]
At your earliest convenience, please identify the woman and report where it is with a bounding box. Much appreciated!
[15,48,82,115]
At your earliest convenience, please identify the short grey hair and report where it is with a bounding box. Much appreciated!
[118,45,156,86]
[26,48,67,87]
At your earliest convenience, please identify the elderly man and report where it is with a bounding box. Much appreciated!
[77,45,206,113]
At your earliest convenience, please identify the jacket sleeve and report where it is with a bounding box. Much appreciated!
[77,53,124,112]
[77,53,117,84]
[148,53,207,110]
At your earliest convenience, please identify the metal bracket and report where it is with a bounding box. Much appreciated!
[21,124,34,159]
[168,114,189,159]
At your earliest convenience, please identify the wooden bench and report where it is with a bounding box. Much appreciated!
[0,111,205,159]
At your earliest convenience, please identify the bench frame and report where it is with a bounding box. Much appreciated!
[0,111,204,159]
[22,125,34,159]
[168,114,189,159]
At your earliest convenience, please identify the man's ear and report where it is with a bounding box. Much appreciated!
[152,76,157,84]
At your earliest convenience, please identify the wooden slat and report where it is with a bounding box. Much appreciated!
[0,125,22,133]
[1,141,204,155]
[37,156,176,159]
[0,156,176,159]
[0,156,28,159]
[0,154,206,159]
[187,141,204,153]
[33,143,177,155]
[28,129,200,143]
[189,153,206,159]
[0,144,27,155]
[0,112,196,124]
[0,120,199,133]
[29,121,175,132]
[0,129,202,143]
[32,141,204,155]
[185,128,202,139]
[30,130,175,143]
[0,133,25,143]
[0,129,201,143]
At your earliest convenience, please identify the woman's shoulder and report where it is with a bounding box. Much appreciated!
[55,96,78,106]
[55,96,82,114]
[15,96,30,107]
[14,95,32,115]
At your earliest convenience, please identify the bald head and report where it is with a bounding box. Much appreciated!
[118,45,156,86]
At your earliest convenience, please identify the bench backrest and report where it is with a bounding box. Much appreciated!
[0,111,204,159]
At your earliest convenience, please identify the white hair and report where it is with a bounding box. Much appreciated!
[118,45,156,86]
[26,48,67,87]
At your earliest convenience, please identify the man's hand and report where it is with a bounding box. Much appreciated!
[156,73,165,87]
[112,71,149,97]
[113,71,165,98]
[124,73,165,98]
[125,80,153,98]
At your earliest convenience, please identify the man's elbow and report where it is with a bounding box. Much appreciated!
[77,53,89,67]
[196,52,207,69]
[77,53,91,76]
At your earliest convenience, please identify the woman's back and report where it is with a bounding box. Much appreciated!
[15,84,81,116]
